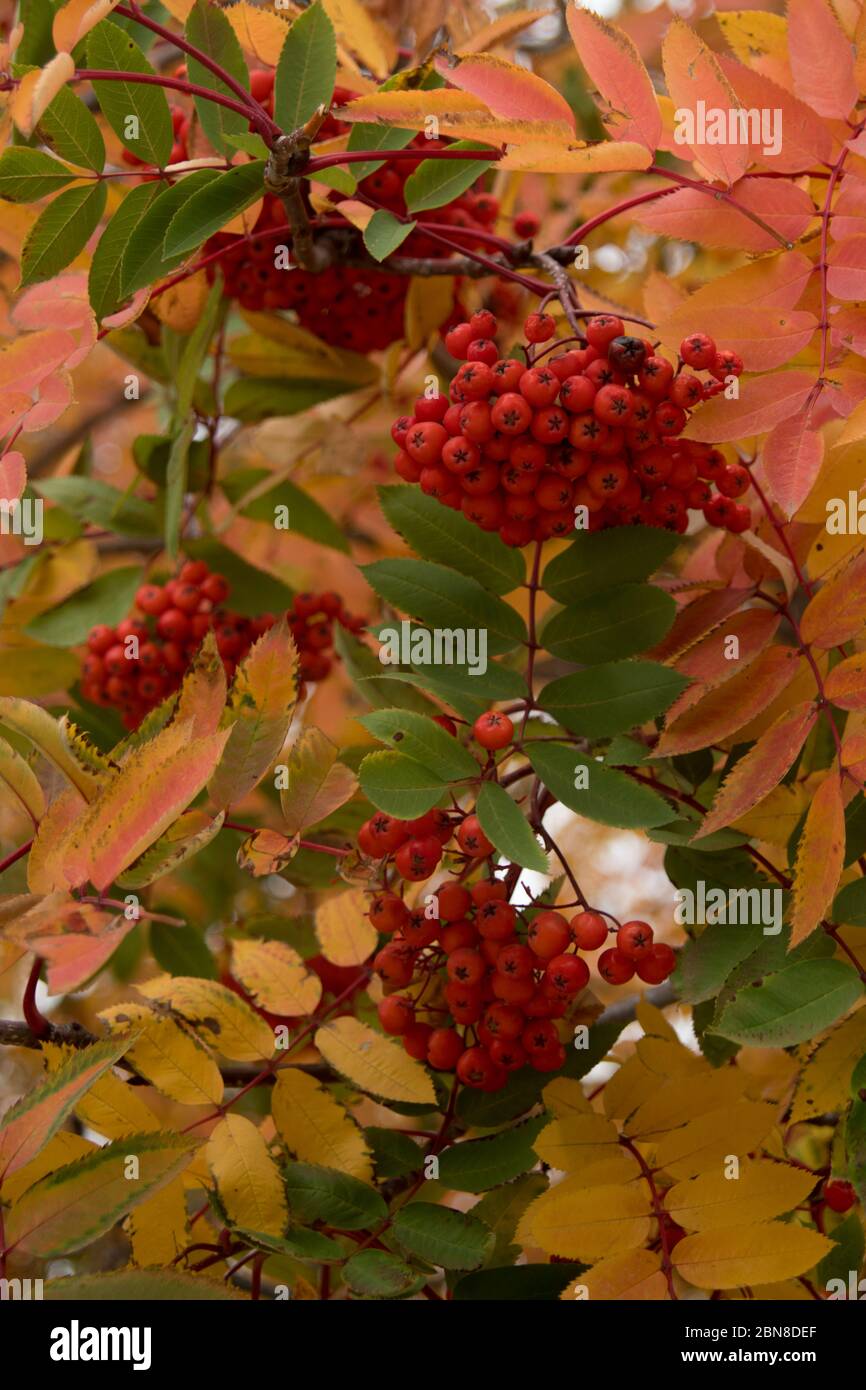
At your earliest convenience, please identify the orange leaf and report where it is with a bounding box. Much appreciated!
[789,770,846,948]
[824,652,866,709]
[497,141,652,174]
[53,0,118,52]
[656,645,803,756]
[827,235,866,299]
[762,413,825,517]
[648,588,756,663]
[565,6,661,152]
[800,548,866,648]
[662,18,749,187]
[338,89,571,146]
[696,701,818,838]
[0,329,78,393]
[788,0,858,120]
[33,916,136,994]
[664,305,816,373]
[683,371,816,443]
[11,54,75,136]
[434,52,575,132]
[667,608,781,720]
[0,452,26,503]
[718,56,835,172]
[459,10,555,56]
[638,178,815,253]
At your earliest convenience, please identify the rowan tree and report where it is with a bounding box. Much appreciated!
[0,0,864,1305]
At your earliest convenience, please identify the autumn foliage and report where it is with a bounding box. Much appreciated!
[1,0,866,1309]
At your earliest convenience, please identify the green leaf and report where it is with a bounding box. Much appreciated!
[363,208,414,261]
[543,525,679,605]
[88,181,159,319]
[343,1249,423,1299]
[273,1,337,133]
[150,921,217,980]
[832,878,866,927]
[526,740,676,831]
[164,424,190,561]
[378,485,524,595]
[174,274,224,423]
[542,583,676,665]
[471,1172,548,1266]
[180,539,296,615]
[37,83,106,172]
[392,1201,494,1270]
[438,1117,546,1193]
[364,1127,422,1180]
[234,1226,344,1262]
[369,656,525,723]
[121,170,222,296]
[539,661,689,738]
[359,748,447,817]
[335,626,439,716]
[20,182,107,287]
[404,141,494,212]
[223,131,270,158]
[672,922,763,1005]
[222,375,362,422]
[283,1161,387,1231]
[713,960,864,1047]
[87,19,174,167]
[164,161,266,257]
[24,566,143,646]
[362,559,527,656]
[185,0,250,157]
[360,708,479,781]
[847,1096,866,1207]
[0,147,77,202]
[453,1263,584,1300]
[34,478,159,537]
[816,1210,865,1288]
[221,468,349,553]
[476,780,549,873]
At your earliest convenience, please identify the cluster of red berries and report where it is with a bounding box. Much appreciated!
[204,73,503,349]
[390,309,752,547]
[81,562,363,728]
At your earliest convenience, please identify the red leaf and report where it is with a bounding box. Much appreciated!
[696,701,818,838]
[661,305,815,372]
[662,19,749,186]
[683,371,816,443]
[825,652,866,710]
[565,6,661,152]
[638,178,815,252]
[828,174,866,238]
[433,52,576,132]
[827,234,866,299]
[718,56,835,172]
[0,451,26,504]
[788,0,858,120]
[666,608,781,721]
[656,645,803,756]
[762,412,825,517]
[648,588,755,662]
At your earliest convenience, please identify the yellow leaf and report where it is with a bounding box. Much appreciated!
[0,1132,95,1206]
[74,1067,160,1141]
[404,276,456,352]
[209,618,299,808]
[666,1161,816,1231]
[542,1076,593,1117]
[205,1114,287,1239]
[651,1102,778,1179]
[338,89,575,146]
[126,1175,188,1267]
[280,727,357,835]
[498,140,652,173]
[53,0,118,52]
[315,888,377,967]
[137,977,275,1062]
[789,771,845,948]
[623,1069,747,1139]
[602,1053,659,1121]
[315,1016,436,1106]
[321,0,395,78]
[0,734,45,823]
[635,998,678,1042]
[0,696,110,800]
[152,268,209,333]
[224,1,289,64]
[231,937,322,1017]
[635,1035,705,1079]
[672,1223,832,1290]
[103,1003,224,1106]
[11,54,76,135]
[272,1068,372,1180]
[561,1249,667,1301]
[801,545,866,648]
[237,827,301,877]
[520,1181,652,1260]
[790,1005,866,1121]
[533,1112,621,1171]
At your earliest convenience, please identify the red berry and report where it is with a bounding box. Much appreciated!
[496,943,534,980]
[585,314,624,348]
[179,559,208,584]
[427,1027,464,1070]
[157,608,190,642]
[378,995,414,1035]
[544,954,590,996]
[457,1045,499,1089]
[514,211,540,238]
[201,573,230,603]
[635,943,676,984]
[394,835,442,881]
[598,948,636,985]
[823,1179,857,1213]
[570,911,609,951]
[445,323,474,359]
[405,421,448,465]
[617,920,654,959]
[368,892,408,933]
[469,309,498,340]
[524,312,556,343]
[680,332,716,370]
[717,463,751,499]
[527,911,571,959]
[456,815,494,858]
[473,710,514,750]
[136,584,169,616]
[403,1022,434,1060]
